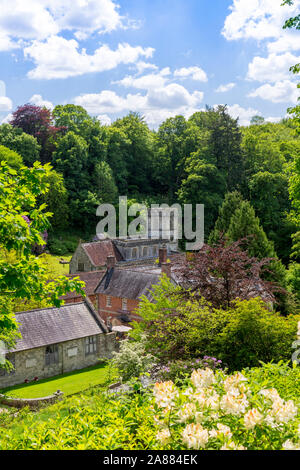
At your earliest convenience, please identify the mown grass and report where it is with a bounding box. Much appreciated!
[0,362,116,399]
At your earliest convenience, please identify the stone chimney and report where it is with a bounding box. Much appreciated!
[158,245,167,266]
[106,255,116,270]
[161,262,172,279]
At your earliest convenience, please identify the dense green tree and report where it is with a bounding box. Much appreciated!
[105,126,130,194]
[39,170,69,231]
[112,112,155,194]
[208,191,244,245]
[93,161,118,204]
[0,145,23,169]
[249,171,294,262]
[178,157,226,236]
[189,106,244,192]
[0,124,40,166]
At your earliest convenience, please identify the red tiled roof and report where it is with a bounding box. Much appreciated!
[82,240,123,267]
[62,271,105,300]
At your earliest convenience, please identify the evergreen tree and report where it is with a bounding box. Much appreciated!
[208,191,244,245]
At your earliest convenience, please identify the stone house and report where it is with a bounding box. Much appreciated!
[69,238,179,274]
[0,300,116,389]
[69,240,123,274]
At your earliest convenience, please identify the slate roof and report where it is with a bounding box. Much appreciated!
[11,301,107,353]
[95,268,161,301]
[62,271,105,300]
[82,240,123,267]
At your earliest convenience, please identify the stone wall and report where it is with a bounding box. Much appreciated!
[0,391,64,410]
[0,333,117,389]
[69,244,94,274]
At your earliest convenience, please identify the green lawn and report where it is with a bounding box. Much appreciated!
[41,253,72,278]
[0,363,116,399]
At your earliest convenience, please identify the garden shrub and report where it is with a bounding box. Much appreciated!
[132,278,300,370]
[111,338,156,382]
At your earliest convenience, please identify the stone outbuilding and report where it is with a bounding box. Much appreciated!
[0,300,116,389]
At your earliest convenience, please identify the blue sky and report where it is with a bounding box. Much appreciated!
[0,0,299,128]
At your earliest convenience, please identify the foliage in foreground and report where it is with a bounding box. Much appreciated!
[131,277,300,371]
[0,363,300,450]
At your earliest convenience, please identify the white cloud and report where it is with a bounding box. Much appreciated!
[1,113,13,124]
[247,52,300,83]
[114,68,170,90]
[147,84,203,109]
[265,116,282,123]
[97,114,112,126]
[226,104,262,126]
[215,82,236,93]
[223,0,300,42]
[0,81,12,113]
[29,94,54,109]
[248,80,299,103]
[174,66,208,82]
[0,97,12,112]
[267,33,300,54]
[24,36,154,79]
[135,61,158,74]
[74,83,204,128]
[0,0,125,51]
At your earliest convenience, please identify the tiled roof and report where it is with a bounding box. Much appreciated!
[62,271,105,299]
[82,240,123,267]
[11,301,107,353]
[95,268,161,301]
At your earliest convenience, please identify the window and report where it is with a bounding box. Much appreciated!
[143,247,148,258]
[106,296,112,307]
[132,248,138,259]
[0,354,15,377]
[122,298,127,311]
[85,336,97,356]
[45,345,59,366]
[78,262,85,272]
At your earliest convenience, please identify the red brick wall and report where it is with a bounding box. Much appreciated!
[98,293,141,326]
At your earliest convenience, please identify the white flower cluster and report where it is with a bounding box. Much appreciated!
[153,368,300,451]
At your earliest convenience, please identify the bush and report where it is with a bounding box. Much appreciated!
[132,278,300,370]
[155,357,223,383]
[152,366,300,450]
[112,338,156,382]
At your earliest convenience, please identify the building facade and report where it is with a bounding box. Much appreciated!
[0,301,116,389]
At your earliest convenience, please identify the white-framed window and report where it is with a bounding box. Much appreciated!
[106,295,112,307]
[45,345,59,366]
[122,298,127,311]
[85,336,97,356]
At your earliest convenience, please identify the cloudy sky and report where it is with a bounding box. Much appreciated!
[0,0,299,128]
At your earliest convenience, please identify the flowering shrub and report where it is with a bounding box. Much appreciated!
[111,338,156,382]
[156,357,223,383]
[152,368,300,450]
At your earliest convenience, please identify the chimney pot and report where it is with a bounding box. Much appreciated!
[106,255,116,269]
[161,262,172,279]
[159,245,167,266]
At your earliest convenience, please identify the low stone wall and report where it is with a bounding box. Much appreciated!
[0,390,64,410]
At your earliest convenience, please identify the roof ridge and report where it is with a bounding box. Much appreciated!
[14,301,86,315]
